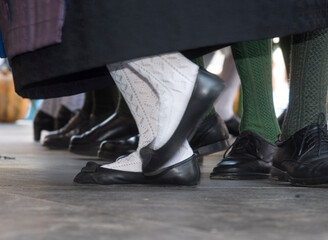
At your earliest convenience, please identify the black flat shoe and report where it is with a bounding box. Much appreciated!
[69,113,138,156]
[271,120,328,186]
[74,155,200,186]
[97,113,230,161]
[43,110,101,149]
[189,113,230,157]
[210,131,276,180]
[224,115,241,137]
[33,110,55,141]
[54,105,76,130]
[140,68,224,176]
[97,135,139,161]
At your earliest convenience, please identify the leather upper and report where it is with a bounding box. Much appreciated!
[211,130,276,175]
[189,113,229,150]
[273,123,328,179]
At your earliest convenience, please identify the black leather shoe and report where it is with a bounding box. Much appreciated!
[69,113,138,156]
[189,113,230,157]
[270,122,328,186]
[140,68,225,176]
[33,110,55,142]
[224,115,241,137]
[97,113,230,161]
[74,155,200,185]
[54,105,76,130]
[43,110,101,149]
[210,131,276,180]
[97,135,139,161]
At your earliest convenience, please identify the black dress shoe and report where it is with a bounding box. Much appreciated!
[210,131,276,180]
[54,105,76,130]
[97,135,139,161]
[270,122,328,186]
[33,110,55,142]
[140,68,225,176]
[74,155,200,185]
[43,110,101,149]
[189,113,230,157]
[69,113,138,156]
[224,115,241,137]
[97,113,230,161]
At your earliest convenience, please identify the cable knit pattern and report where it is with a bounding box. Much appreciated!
[281,29,328,140]
[127,53,199,150]
[103,63,158,172]
[231,40,280,143]
[104,54,195,172]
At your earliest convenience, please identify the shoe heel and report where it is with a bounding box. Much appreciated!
[33,111,55,141]
[270,166,289,182]
[195,139,230,157]
[33,125,42,142]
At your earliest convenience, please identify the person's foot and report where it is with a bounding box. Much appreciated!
[33,110,55,142]
[69,113,138,156]
[97,113,230,161]
[140,68,225,176]
[97,135,139,161]
[42,110,102,149]
[270,122,328,186]
[189,113,230,156]
[74,155,200,185]
[224,115,241,137]
[210,131,276,180]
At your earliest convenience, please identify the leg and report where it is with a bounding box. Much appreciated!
[271,29,328,186]
[74,61,200,185]
[211,39,279,180]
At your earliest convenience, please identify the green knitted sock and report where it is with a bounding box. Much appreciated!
[231,39,280,143]
[191,57,216,120]
[281,29,328,140]
[92,86,119,119]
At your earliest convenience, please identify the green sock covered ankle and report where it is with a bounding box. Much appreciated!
[232,39,280,143]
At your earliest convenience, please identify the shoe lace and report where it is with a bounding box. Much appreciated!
[298,113,328,157]
[223,133,263,160]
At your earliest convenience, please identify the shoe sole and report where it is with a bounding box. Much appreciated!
[210,172,270,180]
[289,177,328,187]
[74,155,200,186]
[140,69,225,176]
[194,139,230,157]
[270,166,289,182]
[271,166,328,186]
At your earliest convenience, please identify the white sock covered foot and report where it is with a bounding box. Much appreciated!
[127,52,199,150]
[104,139,193,172]
[102,60,193,172]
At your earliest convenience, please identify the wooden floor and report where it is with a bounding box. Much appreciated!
[1,122,328,240]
